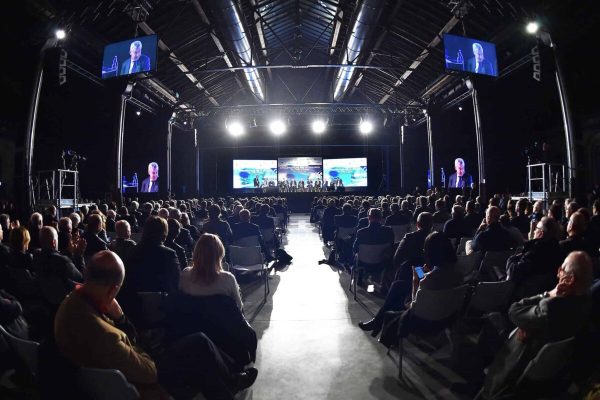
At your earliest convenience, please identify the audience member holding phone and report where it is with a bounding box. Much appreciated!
[358,232,463,338]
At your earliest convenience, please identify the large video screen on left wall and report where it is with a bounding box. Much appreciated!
[233,160,277,189]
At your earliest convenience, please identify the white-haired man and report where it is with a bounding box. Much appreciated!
[141,162,159,193]
[120,40,151,75]
[467,42,494,75]
[448,158,473,189]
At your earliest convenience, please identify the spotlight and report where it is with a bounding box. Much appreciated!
[269,119,286,136]
[55,29,66,40]
[183,121,187,125]
[136,110,141,116]
[526,21,539,34]
[458,106,463,111]
[359,119,373,135]
[227,120,245,137]
[311,119,327,134]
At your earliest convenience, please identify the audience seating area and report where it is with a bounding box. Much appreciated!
[1,190,600,399]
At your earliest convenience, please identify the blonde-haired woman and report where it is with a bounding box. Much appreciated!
[179,233,243,310]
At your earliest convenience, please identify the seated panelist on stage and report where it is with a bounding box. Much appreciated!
[448,158,473,189]
[141,162,159,193]
[120,40,151,76]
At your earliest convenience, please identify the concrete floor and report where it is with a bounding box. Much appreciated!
[239,215,471,400]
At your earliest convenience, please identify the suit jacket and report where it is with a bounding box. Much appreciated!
[232,221,262,243]
[108,238,137,262]
[394,228,430,279]
[120,54,151,75]
[560,235,599,259]
[467,57,494,75]
[385,213,410,227]
[32,249,83,305]
[141,177,159,193]
[123,242,180,295]
[447,173,473,189]
[165,239,188,270]
[54,290,158,391]
[335,214,358,229]
[252,215,275,230]
[175,227,194,253]
[481,293,591,398]
[471,223,519,253]
[443,217,471,240]
[353,223,394,254]
[202,219,232,245]
[82,232,108,257]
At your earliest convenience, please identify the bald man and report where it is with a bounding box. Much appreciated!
[470,206,519,254]
[55,250,258,399]
[480,251,593,398]
[560,211,599,259]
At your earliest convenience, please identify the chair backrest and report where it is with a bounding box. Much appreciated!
[481,249,515,279]
[229,246,264,267]
[336,226,355,240]
[457,236,472,255]
[276,213,285,225]
[0,323,40,378]
[358,244,391,265]
[233,235,260,247]
[389,224,410,243]
[455,252,481,277]
[7,266,38,296]
[261,228,275,243]
[412,284,469,321]
[468,280,515,313]
[316,209,324,221]
[136,292,167,326]
[77,367,140,400]
[517,337,576,384]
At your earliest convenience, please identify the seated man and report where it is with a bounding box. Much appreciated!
[82,214,108,258]
[202,205,233,247]
[108,220,136,262]
[432,199,450,224]
[443,205,470,242]
[393,212,433,281]
[251,204,278,248]
[353,208,394,282]
[334,203,359,265]
[55,250,258,400]
[469,206,519,254]
[560,211,598,259]
[385,202,410,227]
[479,251,593,399]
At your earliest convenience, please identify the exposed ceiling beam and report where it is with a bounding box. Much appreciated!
[378,15,460,104]
[137,21,219,106]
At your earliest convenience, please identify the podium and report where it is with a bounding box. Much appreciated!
[527,163,567,206]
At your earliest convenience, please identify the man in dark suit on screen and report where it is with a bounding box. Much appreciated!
[448,158,473,189]
[120,40,151,76]
[141,162,159,193]
[466,42,494,75]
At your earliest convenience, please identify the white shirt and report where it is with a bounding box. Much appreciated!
[129,60,135,74]
[147,181,152,192]
[475,62,479,73]
[179,268,243,310]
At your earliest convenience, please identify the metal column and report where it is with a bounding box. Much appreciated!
[554,54,576,198]
[472,87,486,200]
[25,38,58,210]
[195,128,200,195]
[167,118,174,198]
[399,124,405,193]
[426,113,435,188]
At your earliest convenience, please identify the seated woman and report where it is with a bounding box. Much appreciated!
[6,227,36,299]
[179,233,243,311]
[358,231,462,338]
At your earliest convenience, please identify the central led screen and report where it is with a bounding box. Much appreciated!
[277,157,323,184]
[323,157,368,187]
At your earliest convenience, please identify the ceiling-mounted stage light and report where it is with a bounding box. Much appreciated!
[227,120,245,137]
[458,106,463,111]
[269,119,286,136]
[526,21,539,34]
[136,110,141,116]
[55,29,66,40]
[359,118,373,135]
[311,119,327,134]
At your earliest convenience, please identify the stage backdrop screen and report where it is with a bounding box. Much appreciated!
[278,157,323,183]
[323,157,368,187]
[233,160,277,189]
[102,35,158,79]
[443,34,498,77]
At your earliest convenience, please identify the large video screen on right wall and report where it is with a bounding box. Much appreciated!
[323,157,368,187]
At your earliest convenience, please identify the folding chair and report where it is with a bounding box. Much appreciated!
[396,285,469,379]
[261,228,276,251]
[455,252,482,281]
[350,243,391,300]
[515,336,576,386]
[479,249,516,281]
[0,323,40,379]
[466,280,515,315]
[77,367,140,400]
[232,235,261,247]
[229,246,270,302]
[457,236,472,255]
[389,224,410,244]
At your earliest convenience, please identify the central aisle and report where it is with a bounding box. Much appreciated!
[247,214,456,400]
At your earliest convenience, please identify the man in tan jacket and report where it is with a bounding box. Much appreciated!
[55,250,257,399]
